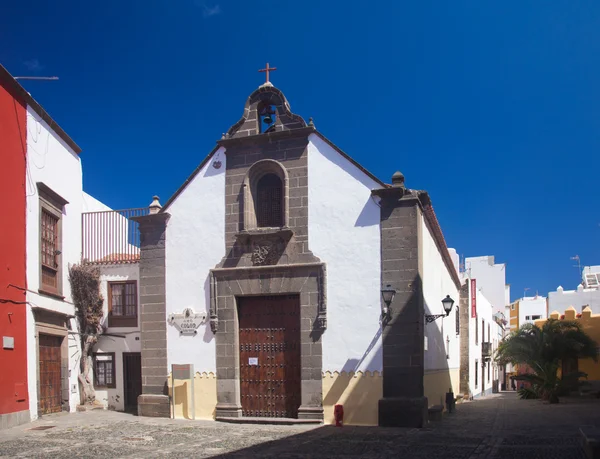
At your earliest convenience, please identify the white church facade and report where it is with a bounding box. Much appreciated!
[86,79,462,427]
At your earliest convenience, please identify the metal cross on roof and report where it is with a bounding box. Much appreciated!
[258,63,277,83]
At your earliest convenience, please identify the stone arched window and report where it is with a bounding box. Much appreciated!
[243,160,288,230]
[256,174,283,227]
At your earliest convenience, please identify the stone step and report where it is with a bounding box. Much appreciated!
[218,417,322,425]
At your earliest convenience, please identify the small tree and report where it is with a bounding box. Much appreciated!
[496,319,598,403]
[68,264,104,405]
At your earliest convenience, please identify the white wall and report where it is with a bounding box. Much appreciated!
[548,287,600,315]
[465,256,507,314]
[94,265,140,411]
[448,248,460,278]
[468,288,495,397]
[24,105,83,418]
[518,296,547,325]
[165,147,226,372]
[82,191,111,213]
[420,213,460,375]
[307,134,382,373]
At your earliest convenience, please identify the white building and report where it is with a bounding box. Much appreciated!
[509,296,547,330]
[458,281,504,399]
[548,266,600,315]
[81,80,462,428]
[465,256,510,314]
[20,94,116,420]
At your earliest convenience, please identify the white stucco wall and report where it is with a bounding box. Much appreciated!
[164,147,226,372]
[467,288,496,397]
[94,265,140,411]
[307,135,381,373]
[518,296,547,325]
[447,248,460,278]
[465,256,507,314]
[548,287,600,315]
[24,105,83,418]
[82,191,112,213]
[420,213,460,376]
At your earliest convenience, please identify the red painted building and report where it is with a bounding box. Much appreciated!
[0,66,29,427]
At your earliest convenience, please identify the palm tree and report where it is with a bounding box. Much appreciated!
[496,319,598,403]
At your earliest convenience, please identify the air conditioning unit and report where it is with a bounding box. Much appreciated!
[482,342,492,358]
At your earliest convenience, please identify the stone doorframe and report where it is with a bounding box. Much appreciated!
[32,307,71,415]
[210,262,326,421]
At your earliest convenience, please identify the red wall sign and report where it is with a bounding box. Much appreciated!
[471,279,477,318]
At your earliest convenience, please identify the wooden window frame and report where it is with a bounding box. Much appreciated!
[38,184,67,298]
[107,281,138,327]
[93,352,116,389]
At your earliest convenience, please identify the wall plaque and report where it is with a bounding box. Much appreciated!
[167,308,207,336]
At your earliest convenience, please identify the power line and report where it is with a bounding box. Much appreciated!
[14,76,58,81]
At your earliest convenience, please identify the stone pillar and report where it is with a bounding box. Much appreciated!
[375,173,428,428]
[133,209,170,417]
[458,282,470,397]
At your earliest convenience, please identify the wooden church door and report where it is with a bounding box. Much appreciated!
[238,295,301,418]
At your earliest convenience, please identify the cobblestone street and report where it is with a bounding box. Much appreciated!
[0,393,598,458]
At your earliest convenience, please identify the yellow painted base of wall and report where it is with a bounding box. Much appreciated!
[322,371,382,426]
[167,372,217,420]
[424,368,460,409]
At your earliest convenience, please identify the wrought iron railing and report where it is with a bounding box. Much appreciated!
[82,208,149,264]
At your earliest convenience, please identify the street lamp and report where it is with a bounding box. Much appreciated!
[425,295,455,323]
[381,284,396,322]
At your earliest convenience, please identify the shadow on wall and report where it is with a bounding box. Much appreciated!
[172,381,190,419]
[203,149,224,179]
[322,370,382,426]
[321,327,384,426]
[423,298,456,409]
[168,372,217,420]
[202,276,214,343]
[355,196,380,228]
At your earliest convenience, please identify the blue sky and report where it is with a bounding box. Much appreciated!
[2,1,599,302]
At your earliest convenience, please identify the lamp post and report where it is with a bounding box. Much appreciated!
[381,284,396,323]
[425,295,455,323]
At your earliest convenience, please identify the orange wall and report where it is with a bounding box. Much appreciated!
[0,78,29,415]
[536,307,600,381]
[510,301,519,329]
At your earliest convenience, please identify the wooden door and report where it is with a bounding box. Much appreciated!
[238,295,301,418]
[123,353,142,413]
[39,334,63,414]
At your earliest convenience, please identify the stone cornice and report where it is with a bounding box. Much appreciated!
[217,126,316,148]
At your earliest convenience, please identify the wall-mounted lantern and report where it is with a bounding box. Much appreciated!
[425,295,455,324]
[381,284,396,322]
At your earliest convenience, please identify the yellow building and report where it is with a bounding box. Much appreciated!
[535,306,600,381]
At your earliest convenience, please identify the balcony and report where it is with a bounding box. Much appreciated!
[482,342,493,359]
[82,208,149,264]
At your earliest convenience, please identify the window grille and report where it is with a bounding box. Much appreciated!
[256,174,283,227]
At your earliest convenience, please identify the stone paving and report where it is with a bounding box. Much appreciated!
[0,392,598,458]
